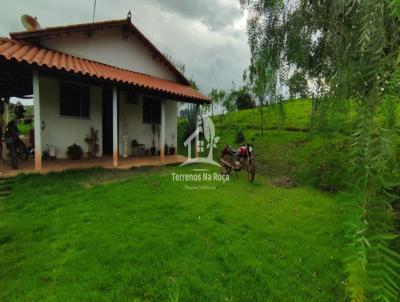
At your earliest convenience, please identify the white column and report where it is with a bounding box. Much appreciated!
[112,86,118,167]
[33,70,42,171]
[194,104,200,158]
[160,100,166,163]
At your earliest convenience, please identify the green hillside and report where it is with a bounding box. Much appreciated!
[214,99,312,131]
[179,99,351,192]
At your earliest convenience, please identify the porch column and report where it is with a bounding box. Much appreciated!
[194,104,200,158]
[112,86,118,167]
[33,70,42,171]
[160,100,166,164]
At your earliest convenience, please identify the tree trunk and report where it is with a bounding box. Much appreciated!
[252,106,255,130]
[261,108,264,136]
[220,114,223,136]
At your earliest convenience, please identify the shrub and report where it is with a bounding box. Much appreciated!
[234,128,245,144]
[235,92,254,110]
[66,143,83,160]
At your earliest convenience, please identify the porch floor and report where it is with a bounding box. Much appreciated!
[0,155,187,178]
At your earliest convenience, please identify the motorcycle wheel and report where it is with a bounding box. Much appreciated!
[247,159,255,183]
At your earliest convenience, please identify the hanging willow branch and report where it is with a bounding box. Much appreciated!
[240,0,400,301]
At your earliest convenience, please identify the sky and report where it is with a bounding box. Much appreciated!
[0,0,251,97]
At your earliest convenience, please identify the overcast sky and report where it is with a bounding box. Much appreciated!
[0,0,250,96]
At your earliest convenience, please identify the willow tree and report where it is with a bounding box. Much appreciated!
[240,0,400,301]
[244,59,275,136]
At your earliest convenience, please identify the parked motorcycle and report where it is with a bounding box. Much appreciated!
[220,144,255,182]
[4,120,28,169]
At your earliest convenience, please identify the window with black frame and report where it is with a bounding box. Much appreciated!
[60,82,90,118]
[143,97,161,124]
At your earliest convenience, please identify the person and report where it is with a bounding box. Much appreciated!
[14,101,26,121]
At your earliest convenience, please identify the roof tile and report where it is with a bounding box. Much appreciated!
[0,37,209,102]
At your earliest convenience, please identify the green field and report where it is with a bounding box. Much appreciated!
[0,166,347,301]
[0,99,370,301]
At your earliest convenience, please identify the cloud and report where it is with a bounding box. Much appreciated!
[147,0,242,31]
[0,0,250,95]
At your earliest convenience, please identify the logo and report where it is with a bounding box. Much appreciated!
[180,115,220,167]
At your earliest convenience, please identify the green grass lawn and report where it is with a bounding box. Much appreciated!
[0,166,346,301]
[213,99,312,131]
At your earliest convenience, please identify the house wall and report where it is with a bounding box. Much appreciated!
[41,28,179,82]
[118,91,178,156]
[37,76,178,159]
[38,76,103,159]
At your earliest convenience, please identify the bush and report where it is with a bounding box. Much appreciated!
[235,93,254,110]
[234,128,245,144]
[66,143,83,160]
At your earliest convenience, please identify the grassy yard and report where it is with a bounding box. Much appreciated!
[0,166,346,301]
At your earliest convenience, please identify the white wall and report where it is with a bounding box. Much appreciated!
[118,91,177,155]
[41,28,179,82]
[37,77,177,159]
[38,76,103,159]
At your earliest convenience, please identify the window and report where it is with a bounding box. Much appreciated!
[60,82,90,118]
[143,97,161,124]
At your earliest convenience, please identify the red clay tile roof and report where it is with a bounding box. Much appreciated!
[10,18,191,86]
[0,37,209,103]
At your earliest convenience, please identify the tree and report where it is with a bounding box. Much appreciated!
[189,79,199,91]
[208,89,228,135]
[240,0,400,300]
[288,71,308,99]
[208,88,220,117]
[222,89,236,113]
[235,92,253,110]
[245,59,273,136]
[231,86,254,110]
[217,90,227,135]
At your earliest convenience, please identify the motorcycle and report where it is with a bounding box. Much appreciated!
[4,120,28,169]
[220,144,255,182]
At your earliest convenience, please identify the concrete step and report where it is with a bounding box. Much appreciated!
[0,178,14,185]
[0,178,14,200]
[0,192,11,199]
[0,185,12,191]
[0,179,13,184]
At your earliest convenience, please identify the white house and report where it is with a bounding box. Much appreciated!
[0,16,209,171]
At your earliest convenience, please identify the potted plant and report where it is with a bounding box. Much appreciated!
[66,143,83,160]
